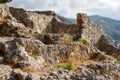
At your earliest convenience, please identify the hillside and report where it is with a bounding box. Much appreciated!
[90,15,120,40]
[0,4,120,80]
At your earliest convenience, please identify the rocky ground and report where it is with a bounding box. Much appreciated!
[0,4,120,80]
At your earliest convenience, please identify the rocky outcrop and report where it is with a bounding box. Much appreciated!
[0,37,41,71]
[0,4,33,38]
[1,61,120,80]
[0,4,119,80]
[40,61,120,80]
[98,35,120,60]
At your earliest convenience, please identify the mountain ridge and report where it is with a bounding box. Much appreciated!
[65,15,120,41]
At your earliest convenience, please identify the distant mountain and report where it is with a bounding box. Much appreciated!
[59,15,120,41]
[90,15,120,41]
[68,18,77,24]
[57,15,72,23]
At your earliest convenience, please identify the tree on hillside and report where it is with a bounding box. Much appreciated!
[0,0,12,3]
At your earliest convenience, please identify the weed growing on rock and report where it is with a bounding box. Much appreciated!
[61,32,65,37]
[57,59,77,71]
[65,59,76,70]
[77,38,84,45]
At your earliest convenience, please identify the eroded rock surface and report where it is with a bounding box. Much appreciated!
[40,62,120,80]
[98,35,120,60]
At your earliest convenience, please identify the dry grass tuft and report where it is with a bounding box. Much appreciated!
[59,34,72,45]
[0,18,6,24]
[21,64,38,73]
[90,52,117,63]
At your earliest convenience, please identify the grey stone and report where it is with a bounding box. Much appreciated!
[0,64,12,80]
[11,69,28,80]
[27,73,40,80]
[0,57,4,62]
[93,75,105,80]
[18,61,31,68]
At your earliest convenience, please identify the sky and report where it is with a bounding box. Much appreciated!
[8,0,120,20]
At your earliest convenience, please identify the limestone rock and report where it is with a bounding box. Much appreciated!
[0,37,41,70]
[42,62,120,80]
[0,64,12,80]
[33,33,73,45]
[26,73,40,80]
[0,57,4,63]
[98,35,120,60]
[18,61,31,68]
[0,4,12,24]
[11,69,28,80]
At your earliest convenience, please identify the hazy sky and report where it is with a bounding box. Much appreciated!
[8,0,120,20]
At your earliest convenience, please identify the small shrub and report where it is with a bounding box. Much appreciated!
[61,32,65,37]
[56,59,77,71]
[77,38,84,45]
[22,64,38,72]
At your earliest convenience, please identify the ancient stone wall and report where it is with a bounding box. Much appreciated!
[77,13,103,44]
[26,12,55,33]
[33,11,57,16]
[9,7,28,25]
[9,7,60,33]
[9,7,79,34]
[7,7,104,46]
[50,18,78,34]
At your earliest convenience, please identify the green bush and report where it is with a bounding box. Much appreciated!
[0,0,12,3]
[77,38,84,45]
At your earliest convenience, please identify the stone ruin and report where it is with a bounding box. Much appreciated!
[0,4,120,80]
[9,7,103,45]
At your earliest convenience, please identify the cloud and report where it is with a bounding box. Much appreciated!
[8,0,120,19]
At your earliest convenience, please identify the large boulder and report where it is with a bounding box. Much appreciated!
[0,37,41,71]
[11,69,28,80]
